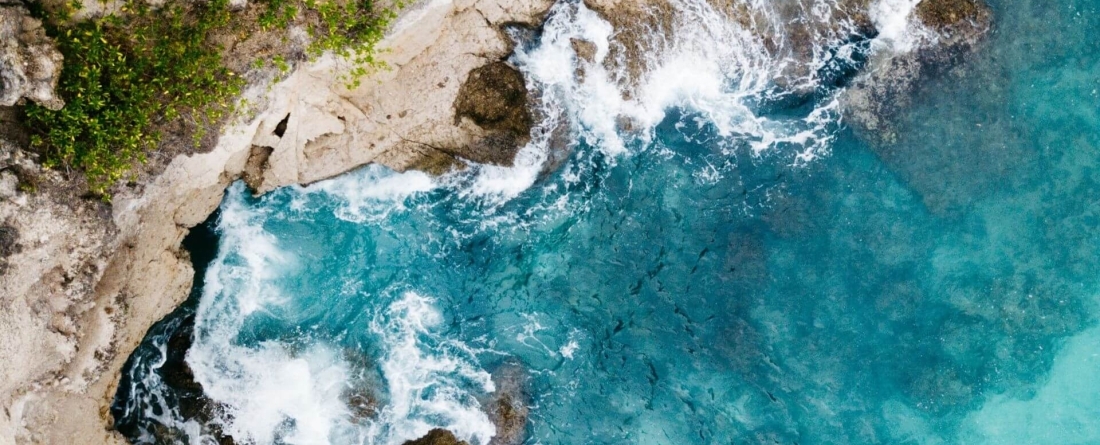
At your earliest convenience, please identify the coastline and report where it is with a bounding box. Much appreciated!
[0,0,550,441]
[0,0,994,441]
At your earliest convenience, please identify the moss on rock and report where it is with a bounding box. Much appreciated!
[455,62,531,137]
[452,61,533,166]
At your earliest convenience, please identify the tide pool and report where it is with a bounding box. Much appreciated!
[113,0,1100,443]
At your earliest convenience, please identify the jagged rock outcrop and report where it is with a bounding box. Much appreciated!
[581,0,874,90]
[403,428,469,445]
[0,4,64,109]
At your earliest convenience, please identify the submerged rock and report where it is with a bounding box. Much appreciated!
[484,360,531,445]
[0,5,63,110]
[570,38,597,64]
[403,428,469,445]
[842,0,992,143]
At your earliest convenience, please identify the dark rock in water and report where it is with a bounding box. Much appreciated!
[156,313,236,445]
[340,347,386,424]
[403,428,469,445]
[160,324,202,394]
[570,38,598,81]
[484,360,531,445]
[453,61,534,166]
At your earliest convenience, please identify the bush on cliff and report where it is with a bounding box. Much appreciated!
[24,0,394,197]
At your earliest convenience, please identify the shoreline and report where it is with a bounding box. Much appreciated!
[0,0,551,440]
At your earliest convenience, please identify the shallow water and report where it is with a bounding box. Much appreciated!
[114,0,1100,443]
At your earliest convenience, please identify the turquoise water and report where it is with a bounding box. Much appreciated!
[114,0,1100,443]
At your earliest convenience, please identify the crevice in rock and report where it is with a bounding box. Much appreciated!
[273,113,290,138]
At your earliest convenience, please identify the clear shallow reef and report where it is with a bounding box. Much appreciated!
[113,0,1100,443]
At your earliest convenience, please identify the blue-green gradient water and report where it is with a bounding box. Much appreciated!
[114,0,1100,443]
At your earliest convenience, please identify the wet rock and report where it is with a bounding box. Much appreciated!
[583,0,874,93]
[403,428,469,445]
[484,361,531,445]
[916,0,991,33]
[0,5,64,109]
[583,0,677,88]
[453,62,534,166]
[570,38,597,64]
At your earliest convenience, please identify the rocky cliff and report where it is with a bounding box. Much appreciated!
[0,0,550,441]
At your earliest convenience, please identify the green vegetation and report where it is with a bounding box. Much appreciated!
[25,0,395,197]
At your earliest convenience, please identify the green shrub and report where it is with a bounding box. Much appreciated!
[25,0,394,198]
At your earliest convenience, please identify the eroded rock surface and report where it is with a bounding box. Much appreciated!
[0,4,63,109]
[403,428,469,445]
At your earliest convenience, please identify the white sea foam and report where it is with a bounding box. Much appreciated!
[186,188,353,445]
[182,186,496,445]
[513,0,850,171]
[869,0,932,53]
[367,292,497,445]
[305,164,437,223]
